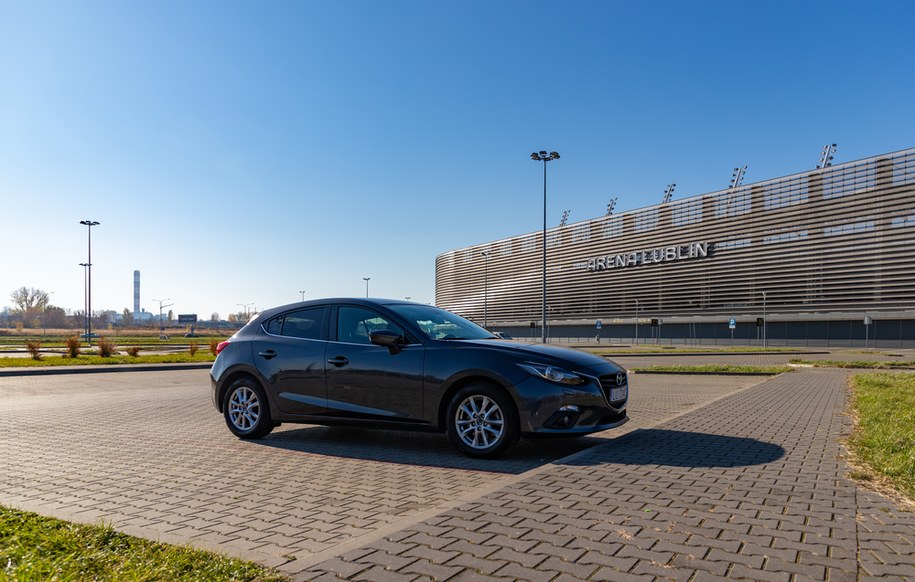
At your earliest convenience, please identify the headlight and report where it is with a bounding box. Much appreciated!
[517,363,585,385]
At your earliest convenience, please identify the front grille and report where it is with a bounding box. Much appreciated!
[598,372,628,405]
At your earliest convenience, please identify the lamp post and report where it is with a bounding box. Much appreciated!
[635,298,640,345]
[299,290,306,301]
[481,250,490,329]
[153,298,174,339]
[236,302,253,322]
[531,150,560,343]
[79,220,100,344]
[79,263,90,339]
[762,292,767,348]
[363,277,371,297]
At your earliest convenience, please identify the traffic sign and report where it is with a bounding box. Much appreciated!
[596,320,602,329]
[729,318,736,329]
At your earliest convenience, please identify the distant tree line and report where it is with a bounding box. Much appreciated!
[3,286,244,330]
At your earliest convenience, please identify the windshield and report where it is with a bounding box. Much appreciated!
[388,304,494,340]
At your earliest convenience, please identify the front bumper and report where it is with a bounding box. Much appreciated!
[515,372,628,436]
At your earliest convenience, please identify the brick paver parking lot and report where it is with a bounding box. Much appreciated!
[2,364,914,580]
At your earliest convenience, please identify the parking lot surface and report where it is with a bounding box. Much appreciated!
[1,365,914,580]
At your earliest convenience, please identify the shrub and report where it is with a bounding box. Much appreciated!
[97,337,116,358]
[65,336,81,358]
[26,341,42,361]
[189,343,199,356]
[126,346,141,357]
[209,339,219,356]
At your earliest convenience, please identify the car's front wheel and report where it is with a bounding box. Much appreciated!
[446,384,518,458]
[223,377,274,439]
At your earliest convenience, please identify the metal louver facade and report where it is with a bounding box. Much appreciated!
[435,148,915,344]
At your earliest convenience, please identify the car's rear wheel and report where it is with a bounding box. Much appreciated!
[446,384,518,458]
[223,377,274,439]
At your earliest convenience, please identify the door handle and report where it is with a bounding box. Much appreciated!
[327,356,349,367]
[258,349,277,360]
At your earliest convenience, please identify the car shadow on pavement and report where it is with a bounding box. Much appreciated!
[251,425,605,474]
[556,428,786,468]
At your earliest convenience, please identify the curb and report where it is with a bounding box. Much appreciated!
[590,350,829,357]
[0,363,213,377]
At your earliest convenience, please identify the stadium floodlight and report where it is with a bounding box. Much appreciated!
[818,144,837,169]
[729,166,747,189]
[606,197,617,216]
[662,183,676,204]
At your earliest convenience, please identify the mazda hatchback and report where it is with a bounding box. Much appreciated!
[211,298,628,458]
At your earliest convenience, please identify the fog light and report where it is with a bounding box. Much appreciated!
[546,405,583,429]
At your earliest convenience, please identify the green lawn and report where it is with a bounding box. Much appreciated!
[848,373,915,500]
[0,505,287,581]
[0,353,215,367]
[587,346,802,355]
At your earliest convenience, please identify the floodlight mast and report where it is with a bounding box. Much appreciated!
[661,183,676,204]
[729,166,747,189]
[530,150,560,343]
[818,144,837,169]
[606,197,617,216]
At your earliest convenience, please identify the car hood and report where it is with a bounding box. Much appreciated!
[452,339,621,371]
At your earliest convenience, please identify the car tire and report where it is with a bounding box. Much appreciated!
[446,383,518,458]
[223,377,274,439]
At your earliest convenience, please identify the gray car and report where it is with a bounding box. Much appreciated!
[211,298,628,458]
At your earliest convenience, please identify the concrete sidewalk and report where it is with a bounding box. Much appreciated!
[294,369,915,581]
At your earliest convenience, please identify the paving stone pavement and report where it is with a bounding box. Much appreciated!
[0,370,759,569]
[295,369,915,581]
[2,367,914,580]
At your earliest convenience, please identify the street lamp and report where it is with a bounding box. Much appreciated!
[299,290,306,301]
[531,150,560,343]
[480,250,490,329]
[153,298,174,339]
[79,220,100,344]
[236,302,253,322]
[79,263,90,340]
[762,292,767,348]
[635,298,640,345]
[363,277,371,297]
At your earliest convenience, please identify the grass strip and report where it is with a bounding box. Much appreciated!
[588,346,801,355]
[0,505,287,581]
[0,353,215,368]
[790,359,915,369]
[631,364,792,374]
[848,373,915,501]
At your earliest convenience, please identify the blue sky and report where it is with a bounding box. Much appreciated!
[2,1,913,319]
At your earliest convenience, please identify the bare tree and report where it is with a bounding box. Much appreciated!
[122,308,134,326]
[10,287,50,313]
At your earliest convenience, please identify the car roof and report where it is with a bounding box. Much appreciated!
[252,298,421,321]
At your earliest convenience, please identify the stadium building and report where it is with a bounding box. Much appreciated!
[435,147,915,347]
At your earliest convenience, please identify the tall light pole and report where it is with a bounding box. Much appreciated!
[531,150,560,343]
[481,250,490,329]
[79,263,90,340]
[79,220,100,344]
[635,298,640,345]
[236,302,253,321]
[363,277,371,297]
[299,290,306,301]
[762,292,767,348]
[153,298,173,338]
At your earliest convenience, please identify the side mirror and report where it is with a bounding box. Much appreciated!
[369,329,404,354]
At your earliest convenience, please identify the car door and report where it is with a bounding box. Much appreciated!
[325,305,426,422]
[252,306,329,416]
